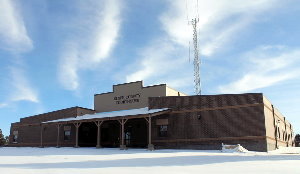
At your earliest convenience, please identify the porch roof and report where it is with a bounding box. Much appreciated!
[42,107,170,124]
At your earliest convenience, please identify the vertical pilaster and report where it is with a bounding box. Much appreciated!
[56,124,61,148]
[284,117,287,147]
[40,124,44,148]
[271,105,278,149]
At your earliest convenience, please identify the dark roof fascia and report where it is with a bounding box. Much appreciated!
[149,93,263,98]
[75,106,95,111]
[20,106,94,121]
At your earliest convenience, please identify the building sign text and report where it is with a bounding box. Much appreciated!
[114,93,141,104]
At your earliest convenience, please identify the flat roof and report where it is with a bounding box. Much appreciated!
[43,107,170,124]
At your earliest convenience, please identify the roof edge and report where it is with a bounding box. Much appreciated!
[20,106,94,121]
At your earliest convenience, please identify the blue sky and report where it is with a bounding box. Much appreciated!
[0,0,300,136]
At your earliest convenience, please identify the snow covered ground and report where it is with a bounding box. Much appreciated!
[0,147,299,174]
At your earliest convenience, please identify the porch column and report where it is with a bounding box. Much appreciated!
[145,115,154,150]
[40,124,44,148]
[56,124,61,148]
[74,122,82,148]
[94,121,103,148]
[118,119,128,150]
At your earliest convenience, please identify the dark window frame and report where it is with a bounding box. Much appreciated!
[158,125,168,137]
[64,130,71,141]
[13,131,18,143]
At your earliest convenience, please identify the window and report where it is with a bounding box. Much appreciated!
[13,131,18,143]
[156,118,168,137]
[64,130,71,140]
[158,125,168,137]
[64,126,71,140]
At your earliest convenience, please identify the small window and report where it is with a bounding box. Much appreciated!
[64,130,71,140]
[158,125,168,137]
[13,131,18,143]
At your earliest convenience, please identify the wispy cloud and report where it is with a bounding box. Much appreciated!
[0,0,38,103]
[125,0,279,92]
[58,0,122,91]
[58,42,80,91]
[218,46,300,93]
[126,39,194,89]
[126,40,177,82]
[160,0,279,56]
[9,67,39,103]
[0,103,8,108]
[0,0,33,53]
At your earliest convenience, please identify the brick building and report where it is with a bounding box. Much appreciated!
[9,81,295,151]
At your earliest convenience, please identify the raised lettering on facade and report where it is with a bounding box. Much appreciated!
[114,93,141,104]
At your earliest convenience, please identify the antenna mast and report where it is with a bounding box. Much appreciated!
[187,0,201,95]
[191,18,201,95]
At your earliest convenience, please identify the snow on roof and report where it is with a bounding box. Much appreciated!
[43,107,169,124]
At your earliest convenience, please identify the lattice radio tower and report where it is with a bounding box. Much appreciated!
[191,18,201,95]
[187,0,201,95]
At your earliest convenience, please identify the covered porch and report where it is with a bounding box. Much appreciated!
[41,107,170,150]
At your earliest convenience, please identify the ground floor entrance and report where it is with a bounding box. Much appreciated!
[101,120,120,147]
[77,118,147,148]
[78,122,97,147]
[124,118,147,148]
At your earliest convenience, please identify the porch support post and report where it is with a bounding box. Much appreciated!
[94,121,103,148]
[118,119,128,150]
[74,122,81,148]
[145,115,154,150]
[56,124,61,148]
[40,124,44,148]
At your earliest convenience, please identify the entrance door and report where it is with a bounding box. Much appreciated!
[125,118,147,148]
[125,126,132,146]
[101,121,120,147]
